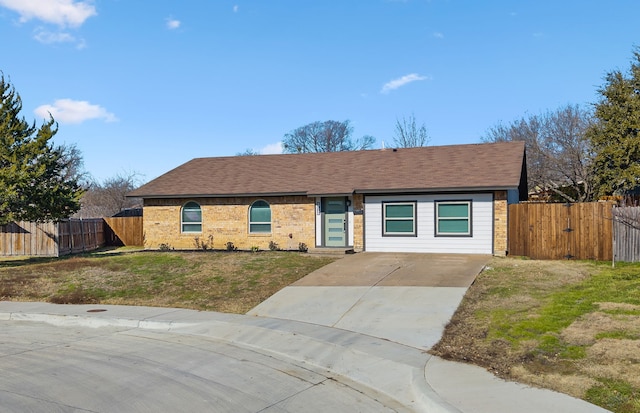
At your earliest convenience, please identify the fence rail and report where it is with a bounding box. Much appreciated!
[508,202,614,261]
[613,206,640,263]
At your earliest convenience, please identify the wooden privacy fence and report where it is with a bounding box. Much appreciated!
[0,219,105,257]
[58,218,105,255]
[508,202,614,261]
[104,216,144,247]
[1,217,143,257]
[0,221,58,257]
[613,206,640,263]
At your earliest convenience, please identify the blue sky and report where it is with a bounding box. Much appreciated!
[1,0,638,183]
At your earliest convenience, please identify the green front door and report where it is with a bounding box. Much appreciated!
[323,197,347,247]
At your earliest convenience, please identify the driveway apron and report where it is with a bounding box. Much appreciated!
[247,252,490,350]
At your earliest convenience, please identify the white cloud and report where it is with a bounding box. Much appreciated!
[260,141,283,155]
[0,0,96,27]
[381,73,430,94]
[433,32,444,39]
[166,18,180,30]
[233,5,239,13]
[35,99,117,124]
[34,29,75,44]
[33,27,86,48]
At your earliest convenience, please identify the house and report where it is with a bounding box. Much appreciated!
[127,141,527,255]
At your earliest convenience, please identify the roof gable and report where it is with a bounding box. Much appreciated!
[128,141,526,198]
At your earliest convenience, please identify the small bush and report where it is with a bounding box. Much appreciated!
[269,241,280,251]
[194,235,213,251]
[226,242,237,252]
[298,242,308,253]
[159,243,173,251]
[251,246,260,253]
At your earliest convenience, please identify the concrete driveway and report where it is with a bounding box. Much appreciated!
[248,253,490,349]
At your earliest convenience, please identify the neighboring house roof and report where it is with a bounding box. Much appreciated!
[128,141,527,199]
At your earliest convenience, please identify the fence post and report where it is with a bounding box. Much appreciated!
[612,208,616,268]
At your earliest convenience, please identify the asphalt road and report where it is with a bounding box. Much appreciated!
[0,320,397,413]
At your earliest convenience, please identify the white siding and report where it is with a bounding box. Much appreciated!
[364,193,494,254]
[314,198,322,247]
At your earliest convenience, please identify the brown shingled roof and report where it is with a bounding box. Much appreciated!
[128,141,526,198]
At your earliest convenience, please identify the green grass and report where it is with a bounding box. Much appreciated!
[586,379,640,413]
[595,331,640,340]
[490,261,640,343]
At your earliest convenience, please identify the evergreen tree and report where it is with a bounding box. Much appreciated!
[0,74,83,225]
[587,49,640,197]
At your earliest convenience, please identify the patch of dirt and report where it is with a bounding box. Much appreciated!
[562,312,640,346]
[510,365,598,398]
[597,302,640,312]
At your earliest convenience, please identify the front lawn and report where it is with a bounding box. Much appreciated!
[0,250,338,313]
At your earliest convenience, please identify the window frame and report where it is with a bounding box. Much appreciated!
[181,201,202,233]
[382,201,417,237]
[435,200,472,237]
[248,199,272,234]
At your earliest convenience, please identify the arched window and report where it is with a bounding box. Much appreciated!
[249,200,271,233]
[181,201,202,233]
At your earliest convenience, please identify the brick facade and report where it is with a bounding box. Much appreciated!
[143,196,315,251]
[352,194,364,251]
[493,190,508,256]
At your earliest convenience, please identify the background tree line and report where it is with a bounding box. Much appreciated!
[1,47,639,224]
[482,48,640,203]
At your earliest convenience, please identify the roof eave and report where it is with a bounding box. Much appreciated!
[355,185,520,194]
[130,186,522,199]
[128,191,309,199]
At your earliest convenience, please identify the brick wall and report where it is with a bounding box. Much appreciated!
[493,190,508,256]
[352,194,364,251]
[143,196,315,251]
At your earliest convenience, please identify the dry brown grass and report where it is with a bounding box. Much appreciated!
[0,250,338,313]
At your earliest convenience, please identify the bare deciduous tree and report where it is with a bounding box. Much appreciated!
[58,142,90,185]
[482,104,595,202]
[236,148,260,156]
[392,114,430,148]
[283,120,375,153]
[75,171,143,218]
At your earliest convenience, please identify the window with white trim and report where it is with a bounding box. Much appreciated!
[249,200,271,233]
[383,202,416,236]
[435,201,471,236]
[181,201,202,233]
